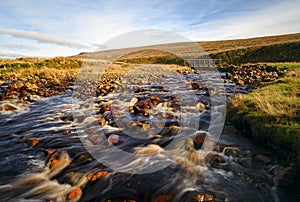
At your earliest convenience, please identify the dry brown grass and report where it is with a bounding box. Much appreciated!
[74,33,300,65]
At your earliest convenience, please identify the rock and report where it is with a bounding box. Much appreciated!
[25,82,38,91]
[63,130,71,135]
[108,134,120,146]
[134,86,143,93]
[193,193,215,202]
[98,119,106,127]
[238,157,252,167]
[67,187,82,202]
[236,79,245,85]
[87,171,110,181]
[274,167,296,187]
[152,194,172,202]
[0,80,5,85]
[26,138,39,147]
[130,97,138,105]
[186,82,200,90]
[257,155,271,163]
[0,103,18,111]
[89,134,102,144]
[196,102,205,112]
[28,94,41,102]
[135,144,163,155]
[223,147,240,157]
[8,83,18,90]
[193,131,209,148]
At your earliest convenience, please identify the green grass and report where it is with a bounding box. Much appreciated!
[0,57,82,78]
[227,63,300,169]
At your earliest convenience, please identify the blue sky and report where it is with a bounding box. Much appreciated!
[0,0,299,57]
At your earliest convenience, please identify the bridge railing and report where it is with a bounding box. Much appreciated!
[184,59,221,68]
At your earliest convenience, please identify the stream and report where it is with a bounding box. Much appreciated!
[0,66,298,201]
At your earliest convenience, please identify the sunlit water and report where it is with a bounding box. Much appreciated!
[0,68,297,201]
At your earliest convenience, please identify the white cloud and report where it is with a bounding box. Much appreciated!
[0,50,30,57]
[0,29,91,49]
[0,0,299,57]
[183,0,300,41]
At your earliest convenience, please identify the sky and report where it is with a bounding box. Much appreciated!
[0,0,299,58]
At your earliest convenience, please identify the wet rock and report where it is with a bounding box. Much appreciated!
[238,157,252,167]
[67,187,82,202]
[89,135,103,144]
[186,82,200,90]
[0,102,18,111]
[87,171,110,181]
[108,134,120,146]
[135,144,163,155]
[25,82,38,91]
[98,119,106,127]
[63,130,71,135]
[26,138,40,147]
[223,147,241,157]
[130,97,138,105]
[152,194,172,202]
[257,155,271,163]
[193,131,209,148]
[28,94,41,102]
[236,79,244,85]
[134,86,144,93]
[193,193,215,202]
[274,167,296,187]
[196,102,205,112]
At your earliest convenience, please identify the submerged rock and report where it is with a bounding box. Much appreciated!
[0,102,19,111]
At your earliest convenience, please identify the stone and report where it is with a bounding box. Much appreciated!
[130,97,138,105]
[152,194,172,202]
[257,155,271,163]
[98,119,106,127]
[238,157,252,167]
[28,94,41,102]
[196,102,205,112]
[108,134,120,146]
[223,147,240,157]
[193,193,215,202]
[87,171,110,181]
[236,79,245,85]
[135,144,163,155]
[0,103,18,111]
[274,167,296,187]
[25,82,38,91]
[63,130,71,135]
[26,138,39,147]
[67,187,82,202]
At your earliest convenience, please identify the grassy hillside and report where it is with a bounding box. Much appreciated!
[75,33,300,65]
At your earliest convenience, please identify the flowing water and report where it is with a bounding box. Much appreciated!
[0,66,298,201]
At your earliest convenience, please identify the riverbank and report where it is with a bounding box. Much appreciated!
[226,63,300,172]
[0,57,82,103]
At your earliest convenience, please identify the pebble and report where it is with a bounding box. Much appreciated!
[67,187,82,202]
[257,155,271,163]
[26,138,40,147]
[108,134,120,146]
[238,157,252,167]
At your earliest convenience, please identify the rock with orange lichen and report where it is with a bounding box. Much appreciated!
[151,194,172,202]
[67,187,82,202]
[193,193,215,202]
[87,171,110,182]
[26,138,39,147]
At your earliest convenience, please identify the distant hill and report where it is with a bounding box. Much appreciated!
[75,33,300,65]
